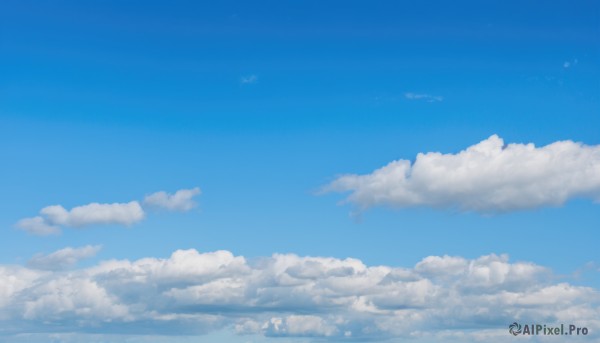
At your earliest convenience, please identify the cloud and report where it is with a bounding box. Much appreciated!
[16,202,144,235]
[563,58,578,69]
[323,135,600,213]
[27,245,102,271]
[404,92,443,102]
[16,187,200,235]
[144,187,201,211]
[241,75,258,84]
[0,250,598,342]
[15,216,60,236]
[41,201,144,227]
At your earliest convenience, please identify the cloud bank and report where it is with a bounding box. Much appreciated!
[0,249,598,342]
[16,187,201,235]
[324,135,600,213]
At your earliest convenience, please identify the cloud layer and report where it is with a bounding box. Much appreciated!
[324,135,600,213]
[16,187,201,235]
[0,249,598,342]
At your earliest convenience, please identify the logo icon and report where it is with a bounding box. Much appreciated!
[509,322,522,336]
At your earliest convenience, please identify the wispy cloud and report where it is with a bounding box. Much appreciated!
[323,135,600,213]
[144,187,201,211]
[240,75,258,84]
[563,58,578,69]
[0,250,598,341]
[15,216,60,236]
[16,187,201,235]
[404,92,443,102]
[27,245,102,270]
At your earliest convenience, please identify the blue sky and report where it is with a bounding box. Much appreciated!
[1,1,599,342]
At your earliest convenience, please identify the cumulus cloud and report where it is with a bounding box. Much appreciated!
[27,245,102,271]
[0,250,598,342]
[324,135,600,213]
[16,187,200,235]
[41,201,144,227]
[16,201,144,235]
[404,92,443,102]
[144,187,201,211]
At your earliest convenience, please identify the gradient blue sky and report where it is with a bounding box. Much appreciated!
[1,1,599,341]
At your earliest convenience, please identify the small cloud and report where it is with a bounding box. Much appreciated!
[18,202,142,235]
[572,261,600,279]
[16,216,60,236]
[144,187,201,212]
[240,75,258,84]
[404,92,443,102]
[27,245,102,271]
[40,202,144,228]
[16,187,201,235]
[563,58,578,69]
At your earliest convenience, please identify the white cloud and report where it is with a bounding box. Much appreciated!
[16,188,200,235]
[262,315,338,337]
[41,201,144,227]
[144,187,201,211]
[323,135,600,213]
[404,92,443,102]
[0,266,39,311]
[16,201,144,235]
[241,75,258,84]
[0,250,598,342]
[15,216,60,236]
[27,245,102,271]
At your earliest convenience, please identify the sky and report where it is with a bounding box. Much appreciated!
[1,1,599,342]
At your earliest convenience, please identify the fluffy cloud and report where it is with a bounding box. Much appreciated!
[17,201,144,235]
[0,250,598,342]
[144,187,201,211]
[27,245,102,271]
[16,187,200,235]
[324,135,600,213]
[41,202,144,227]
